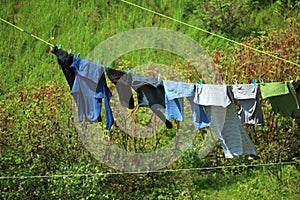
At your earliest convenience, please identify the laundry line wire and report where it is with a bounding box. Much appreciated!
[0,17,54,48]
[1,4,300,68]
[120,0,300,68]
[0,161,296,180]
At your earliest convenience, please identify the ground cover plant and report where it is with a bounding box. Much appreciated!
[1,0,299,199]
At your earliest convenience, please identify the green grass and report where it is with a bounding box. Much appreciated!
[1,0,299,199]
[3,0,291,93]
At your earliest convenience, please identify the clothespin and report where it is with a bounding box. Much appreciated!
[126,68,130,74]
[260,79,265,86]
[187,79,190,84]
[252,79,257,86]
[105,64,109,70]
[67,49,72,54]
[198,79,202,86]
[296,76,299,82]
[157,73,161,82]
[233,80,238,85]
[74,52,80,59]
[57,44,61,50]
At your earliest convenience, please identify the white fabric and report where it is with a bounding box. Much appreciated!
[194,85,257,158]
[232,84,257,99]
[194,84,231,108]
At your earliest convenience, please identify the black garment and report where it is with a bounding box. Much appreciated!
[106,69,172,129]
[131,75,165,108]
[51,46,75,90]
[132,74,172,129]
[292,80,300,126]
[106,68,135,109]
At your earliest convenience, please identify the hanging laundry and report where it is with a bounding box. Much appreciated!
[232,84,265,125]
[51,46,75,90]
[131,74,172,128]
[194,84,231,108]
[194,84,257,158]
[70,56,114,130]
[106,68,134,109]
[292,80,300,126]
[163,80,210,129]
[260,82,300,118]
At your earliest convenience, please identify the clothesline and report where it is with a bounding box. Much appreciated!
[0,18,54,47]
[0,161,296,180]
[52,48,300,159]
[120,0,300,68]
[1,9,300,68]
[1,5,299,179]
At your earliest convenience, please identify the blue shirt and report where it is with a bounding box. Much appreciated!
[71,56,114,130]
[163,80,210,129]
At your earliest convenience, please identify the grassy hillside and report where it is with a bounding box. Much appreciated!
[2,0,298,92]
[1,0,300,199]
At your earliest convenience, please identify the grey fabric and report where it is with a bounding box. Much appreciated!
[131,74,172,129]
[194,84,231,108]
[194,84,257,158]
[233,84,265,125]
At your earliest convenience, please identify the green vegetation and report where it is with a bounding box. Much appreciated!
[1,0,300,199]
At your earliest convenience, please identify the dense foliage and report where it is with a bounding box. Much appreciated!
[1,0,299,199]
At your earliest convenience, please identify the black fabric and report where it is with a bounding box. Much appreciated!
[51,46,75,90]
[134,84,166,108]
[151,104,173,129]
[106,68,135,109]
[106,68,172,129]
[131,74,172,129]
[292,80,300,126]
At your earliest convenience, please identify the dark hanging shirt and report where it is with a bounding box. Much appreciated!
[106,69,172,128]
[51,46,75,90]
[292,80,300,126]
[106,68,134,109]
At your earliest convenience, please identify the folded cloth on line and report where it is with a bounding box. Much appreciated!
[132,74,172,128]
[71,56,114,130]
[232,84,265,125]
[194,84,231,108]
[131,74,165,108]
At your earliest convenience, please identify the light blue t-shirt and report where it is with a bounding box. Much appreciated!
[163,80,210,129]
